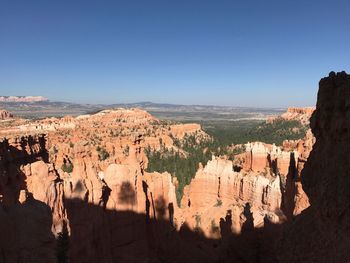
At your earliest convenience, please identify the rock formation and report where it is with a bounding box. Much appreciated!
[0,135,56,262]
[0,110,13,120]
[5,70,346,262]
[179,134,314,238]
[267,106,315,125]
[279,71,350,262]
[180,156,283,237]
[0,108,211,262]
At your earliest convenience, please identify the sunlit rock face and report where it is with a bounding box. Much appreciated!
[267,106,315,125]
[180,156,283,237]
[0,108,208,262]
[0,109,13,120]
[0,99,320,262]
[279,71,350,262]
[179,129,316,238]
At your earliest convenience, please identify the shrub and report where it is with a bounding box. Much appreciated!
[62,163,73,173]
[214,199,222,207]
[210,219,219,234]
[96,146,110,161]
[123,145,130,157]
[194,214,201,231]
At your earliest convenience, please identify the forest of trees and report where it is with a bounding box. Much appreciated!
[205,119,308,146]
[146,134,244,205]
[146,119,308,205]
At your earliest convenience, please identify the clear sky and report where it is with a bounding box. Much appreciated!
[0,0,349,107]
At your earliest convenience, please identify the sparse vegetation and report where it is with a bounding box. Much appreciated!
[194,214,201,231]
[123,145,130,157]
[62,162,74,173]
[214,199,223,207]
[210,219,219,234]
[96,146,110,161]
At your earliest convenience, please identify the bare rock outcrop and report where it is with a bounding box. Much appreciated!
[180,156,283,237]
[0,101,323,262]
[0,109,13,120]
[279,71,350,262]
[267,107,315,125]
[0,108,209,262]
[0,135,57,263]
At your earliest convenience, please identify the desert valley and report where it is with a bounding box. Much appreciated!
[0,72,349,262]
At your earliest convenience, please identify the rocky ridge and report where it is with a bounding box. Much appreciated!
[0,96,48,103]
[2,68,346,263]
[279,71,350,262]
[267,106,315,125]
[0,108,210,262]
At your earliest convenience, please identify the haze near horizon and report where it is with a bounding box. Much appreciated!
[0,0,349,107]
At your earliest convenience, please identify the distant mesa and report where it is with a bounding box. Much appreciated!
[267,106,315,125]
[0,96,48,103]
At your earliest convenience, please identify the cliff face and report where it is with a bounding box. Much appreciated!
[179,135,316,238]
[267,106,315,125]
[279,71,350,262]
[2,86,339,262]
[0,109,210,262]
[0,135,57,262]
[180,157,282,237]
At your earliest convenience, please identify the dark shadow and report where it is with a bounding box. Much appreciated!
[56,221,69,263]
[64,197,220,262]
[0,142,56,263]
[73,180,85,194]
[270,157,278,175]
[168,202,174,226]
[142,180,151,223]
[118,181,136,205]
[220,209,232,239]
[277,72,350,262]
[38,134,49,162]
[155,196,166,220]
[281,152,297,219]
[99,184,111,210]
[233,165,242,172]
[241,203,254,232]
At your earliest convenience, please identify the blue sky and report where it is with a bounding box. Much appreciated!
[0,0,349,107]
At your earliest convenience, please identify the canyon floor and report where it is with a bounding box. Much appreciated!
[0,72,349,262]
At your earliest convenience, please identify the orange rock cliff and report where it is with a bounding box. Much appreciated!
[0,71,349,262]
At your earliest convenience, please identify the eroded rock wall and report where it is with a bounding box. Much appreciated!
[279,71,350,262]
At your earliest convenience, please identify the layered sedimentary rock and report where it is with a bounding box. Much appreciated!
[0,110,13,120]
[180,157,283,237]
[267,106,315,125]
[0,135,57,262]
[0,108,209,262]
[279,71,350,262]
[179,134,315,237]
[0,99,321,262]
